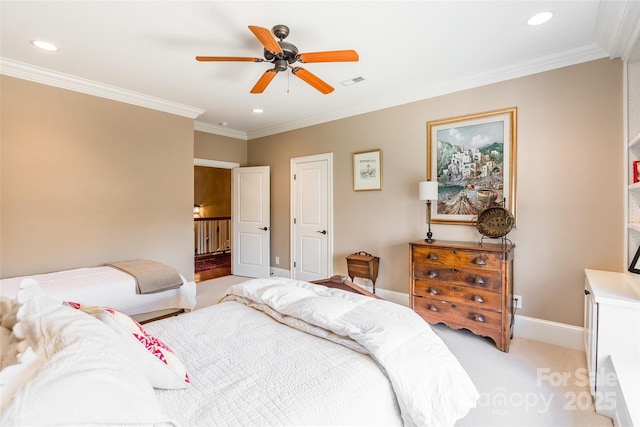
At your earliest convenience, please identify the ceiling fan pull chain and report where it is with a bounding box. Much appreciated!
[287,69,290,94]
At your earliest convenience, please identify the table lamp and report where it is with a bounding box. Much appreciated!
[419,181,438,243]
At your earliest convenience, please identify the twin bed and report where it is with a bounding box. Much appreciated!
[0,262,197,322]
[0,265,479,426]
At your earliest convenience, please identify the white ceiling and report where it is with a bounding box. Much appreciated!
[1,1,639,140]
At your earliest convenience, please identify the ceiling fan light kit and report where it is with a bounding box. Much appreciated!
[197,25,359,94]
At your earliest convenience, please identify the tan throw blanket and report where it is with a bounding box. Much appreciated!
[106,259,183,295]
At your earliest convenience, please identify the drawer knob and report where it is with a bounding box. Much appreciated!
[427,304,439,312]
[428,287,439,295]
[473,276,486,285]
[471,257,487,265]
[428,253,439,260]
[472,314,486,323]
[427,271,439,278]
[472,295,485,303]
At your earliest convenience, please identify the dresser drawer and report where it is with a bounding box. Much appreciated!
[412,246,504,271]
[413,280,502,312]
[412,263,503,292]
[413,295,502,331]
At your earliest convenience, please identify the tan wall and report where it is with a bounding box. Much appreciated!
[194,131,247,165]
[249,58,624,326]
[1,76,195,280]
[194,167,231,218]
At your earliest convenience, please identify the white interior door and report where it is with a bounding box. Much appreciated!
[291,153,333,282]
[232,166,270,278]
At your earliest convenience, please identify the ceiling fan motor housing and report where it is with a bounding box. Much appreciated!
[274,59,288,71]
[264,41,299,67]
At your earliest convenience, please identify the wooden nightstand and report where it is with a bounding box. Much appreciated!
[409,240,514,352]
[345,252,380,293]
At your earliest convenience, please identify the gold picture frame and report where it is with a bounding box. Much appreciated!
[427,107,517,225]
[353,149,382,191]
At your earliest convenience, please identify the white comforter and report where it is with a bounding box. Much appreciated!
[222,277,479,427]
[0,267,196,316]
[148,300,403,426]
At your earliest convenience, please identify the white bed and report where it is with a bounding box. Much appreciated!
[0,277,479,427]
[0,265,196,319]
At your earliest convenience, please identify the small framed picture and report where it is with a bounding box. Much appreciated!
[353,149,382,191]
[633,160,640,183]
[629,246,640,274]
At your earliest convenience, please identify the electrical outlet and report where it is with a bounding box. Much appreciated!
[513,295,522,309]
[275,256,280,265]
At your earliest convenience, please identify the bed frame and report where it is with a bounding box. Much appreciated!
[312,275,380,299]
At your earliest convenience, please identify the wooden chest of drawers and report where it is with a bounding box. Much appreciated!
[409,240,514,352]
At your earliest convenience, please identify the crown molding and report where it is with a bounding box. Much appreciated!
[0,57,205,119]
[194,121,247,140]
[0,40,613,141]
[596,0,640,61]
[246,43,608,140]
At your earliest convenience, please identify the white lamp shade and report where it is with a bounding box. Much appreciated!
[419,181,438,201]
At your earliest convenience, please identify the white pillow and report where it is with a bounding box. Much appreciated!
[0,279,177,426]
[65,301,190,389]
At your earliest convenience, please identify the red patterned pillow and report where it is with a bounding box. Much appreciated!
[64,302,189,389]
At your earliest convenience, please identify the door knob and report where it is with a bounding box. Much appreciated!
[259,227,268,231]
[317,230,327,234]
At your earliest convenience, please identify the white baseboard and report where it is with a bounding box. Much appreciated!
[512,314,584,352]
[270,267,291,278]
[375,288,411,306]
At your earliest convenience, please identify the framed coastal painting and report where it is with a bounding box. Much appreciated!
[427,107,517,225]
[353,149,382,191]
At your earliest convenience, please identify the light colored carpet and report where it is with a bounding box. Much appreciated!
[196,275,613,427]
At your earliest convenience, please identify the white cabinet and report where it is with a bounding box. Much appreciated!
[584,269,640,426]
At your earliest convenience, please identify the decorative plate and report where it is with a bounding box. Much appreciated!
[476,206,514,238]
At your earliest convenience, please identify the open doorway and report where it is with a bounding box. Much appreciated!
[194,161,235,282]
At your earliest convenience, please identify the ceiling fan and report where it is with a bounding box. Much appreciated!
[196,25,359,94]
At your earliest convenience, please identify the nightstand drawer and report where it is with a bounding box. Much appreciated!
[412,246,503,271]
[412,263,503,292]
[413,295,502,330]
[413,280,502,311]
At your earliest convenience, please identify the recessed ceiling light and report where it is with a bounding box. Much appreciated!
[31,40,59,51]
[527,12,553,26]
[252,108,264,113]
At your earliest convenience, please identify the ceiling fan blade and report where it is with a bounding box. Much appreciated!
[248,25,283,54]
[297,50,359,63]
[196,56,263,62]
[250,69,278,94]
[291,67,334,94]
